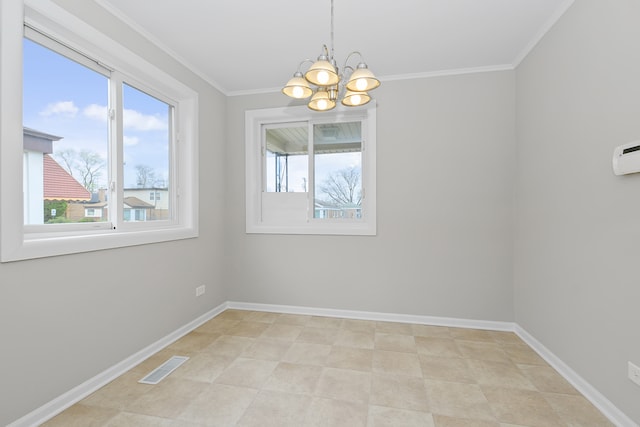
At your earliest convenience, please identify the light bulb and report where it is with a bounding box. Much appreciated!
[317,70,330,85]
[292,86,304,98]
[350,94,362,105]
[355,78,368,91]
[317,99,328,110]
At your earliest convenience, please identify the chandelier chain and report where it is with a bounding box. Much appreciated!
[330,0,335,61]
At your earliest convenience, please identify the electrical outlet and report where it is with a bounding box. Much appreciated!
[629,362,640,387]
[195,285,205,297]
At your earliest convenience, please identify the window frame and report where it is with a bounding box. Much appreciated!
[245,104,377,236]
[0,0,199,262]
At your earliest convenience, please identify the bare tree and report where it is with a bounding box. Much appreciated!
[54,148,78,177]
[318,166,362,205]
[77,150,106,193]
[53,148,105,192]
[135,164,156,188]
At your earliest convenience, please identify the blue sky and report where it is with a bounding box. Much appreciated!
[23,38,170,190]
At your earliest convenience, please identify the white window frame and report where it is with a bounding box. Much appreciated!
[0,0,199,262]
[245,104,376,235]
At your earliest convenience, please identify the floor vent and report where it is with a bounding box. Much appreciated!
[138,355,189,385]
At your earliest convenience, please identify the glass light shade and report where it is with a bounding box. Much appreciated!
[282,73,313,99]
[308,90,336,111]
[305,60,339,86]
[341,90,370,107]
[346,64,380,92]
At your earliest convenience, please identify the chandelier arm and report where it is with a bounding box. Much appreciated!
[316,44,330,60]
[342,64,355,77]
[338,65,356,92]
[296,59,315,73]
[342,51,364,71]
[282,0,379,110]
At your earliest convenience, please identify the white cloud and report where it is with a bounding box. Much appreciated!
[40,101,78,118]
[83,104,108,122]
[82,104,167,131]
[123,136,139,146]
[124,108,167,131]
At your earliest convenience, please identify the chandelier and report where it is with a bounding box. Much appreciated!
[282,0,380,111]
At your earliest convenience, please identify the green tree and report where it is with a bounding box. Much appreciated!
[44,200,68,223]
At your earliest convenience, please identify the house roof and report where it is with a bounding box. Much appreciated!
[23,127,63,142]
[23,127,61,154]
[83,201,108,208]
[123,197,154,209]
[43,155,92,201]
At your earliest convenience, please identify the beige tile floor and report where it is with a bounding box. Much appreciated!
[42,310,614,427]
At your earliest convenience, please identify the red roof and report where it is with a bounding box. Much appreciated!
[43,155,91,201]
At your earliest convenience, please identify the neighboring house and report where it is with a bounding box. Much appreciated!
[123,187,169,220]
[68,188,108,222]
[43,154,92,222]
[23,127,91,224]
[24,128,162,223]
[70,190,161,222]
[123,196,155,221]
[23,127,58,224]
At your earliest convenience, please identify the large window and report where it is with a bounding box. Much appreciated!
[0,1,199,261]
[23,34,110,225]
[23,33,175,227]
[246,105,376,235]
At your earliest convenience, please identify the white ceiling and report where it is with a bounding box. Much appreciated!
[95,0,574,96]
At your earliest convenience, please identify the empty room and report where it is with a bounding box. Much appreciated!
[1,0,639,426]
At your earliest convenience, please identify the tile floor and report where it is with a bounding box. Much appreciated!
[41,310,614,427]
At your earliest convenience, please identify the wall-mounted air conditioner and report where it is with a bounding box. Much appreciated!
[613,141,640,175]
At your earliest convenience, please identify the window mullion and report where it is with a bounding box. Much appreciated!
[109,72,124,229]
[169,105,177,223]
[307,121,314,222]
[261,125,267,193]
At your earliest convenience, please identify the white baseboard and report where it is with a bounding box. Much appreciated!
[7,302,227,427]
[227,301,515,332]
[9,301,636,427]
[515,325,638,427]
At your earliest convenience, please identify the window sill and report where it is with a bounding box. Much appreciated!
[2,225,198,262]
[246,221,376,236]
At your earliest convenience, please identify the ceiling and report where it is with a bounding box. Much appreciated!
[95,0,574,96]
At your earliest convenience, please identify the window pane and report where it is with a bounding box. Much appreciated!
[265,125,308,193]
[313,122,362,219]
[122,83,171,221]
[23,38,109,225]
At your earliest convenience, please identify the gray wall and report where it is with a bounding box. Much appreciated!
[225,72,516,321]
[0,2,228,425]
[515,0,640,422]
[8,0,640,425]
